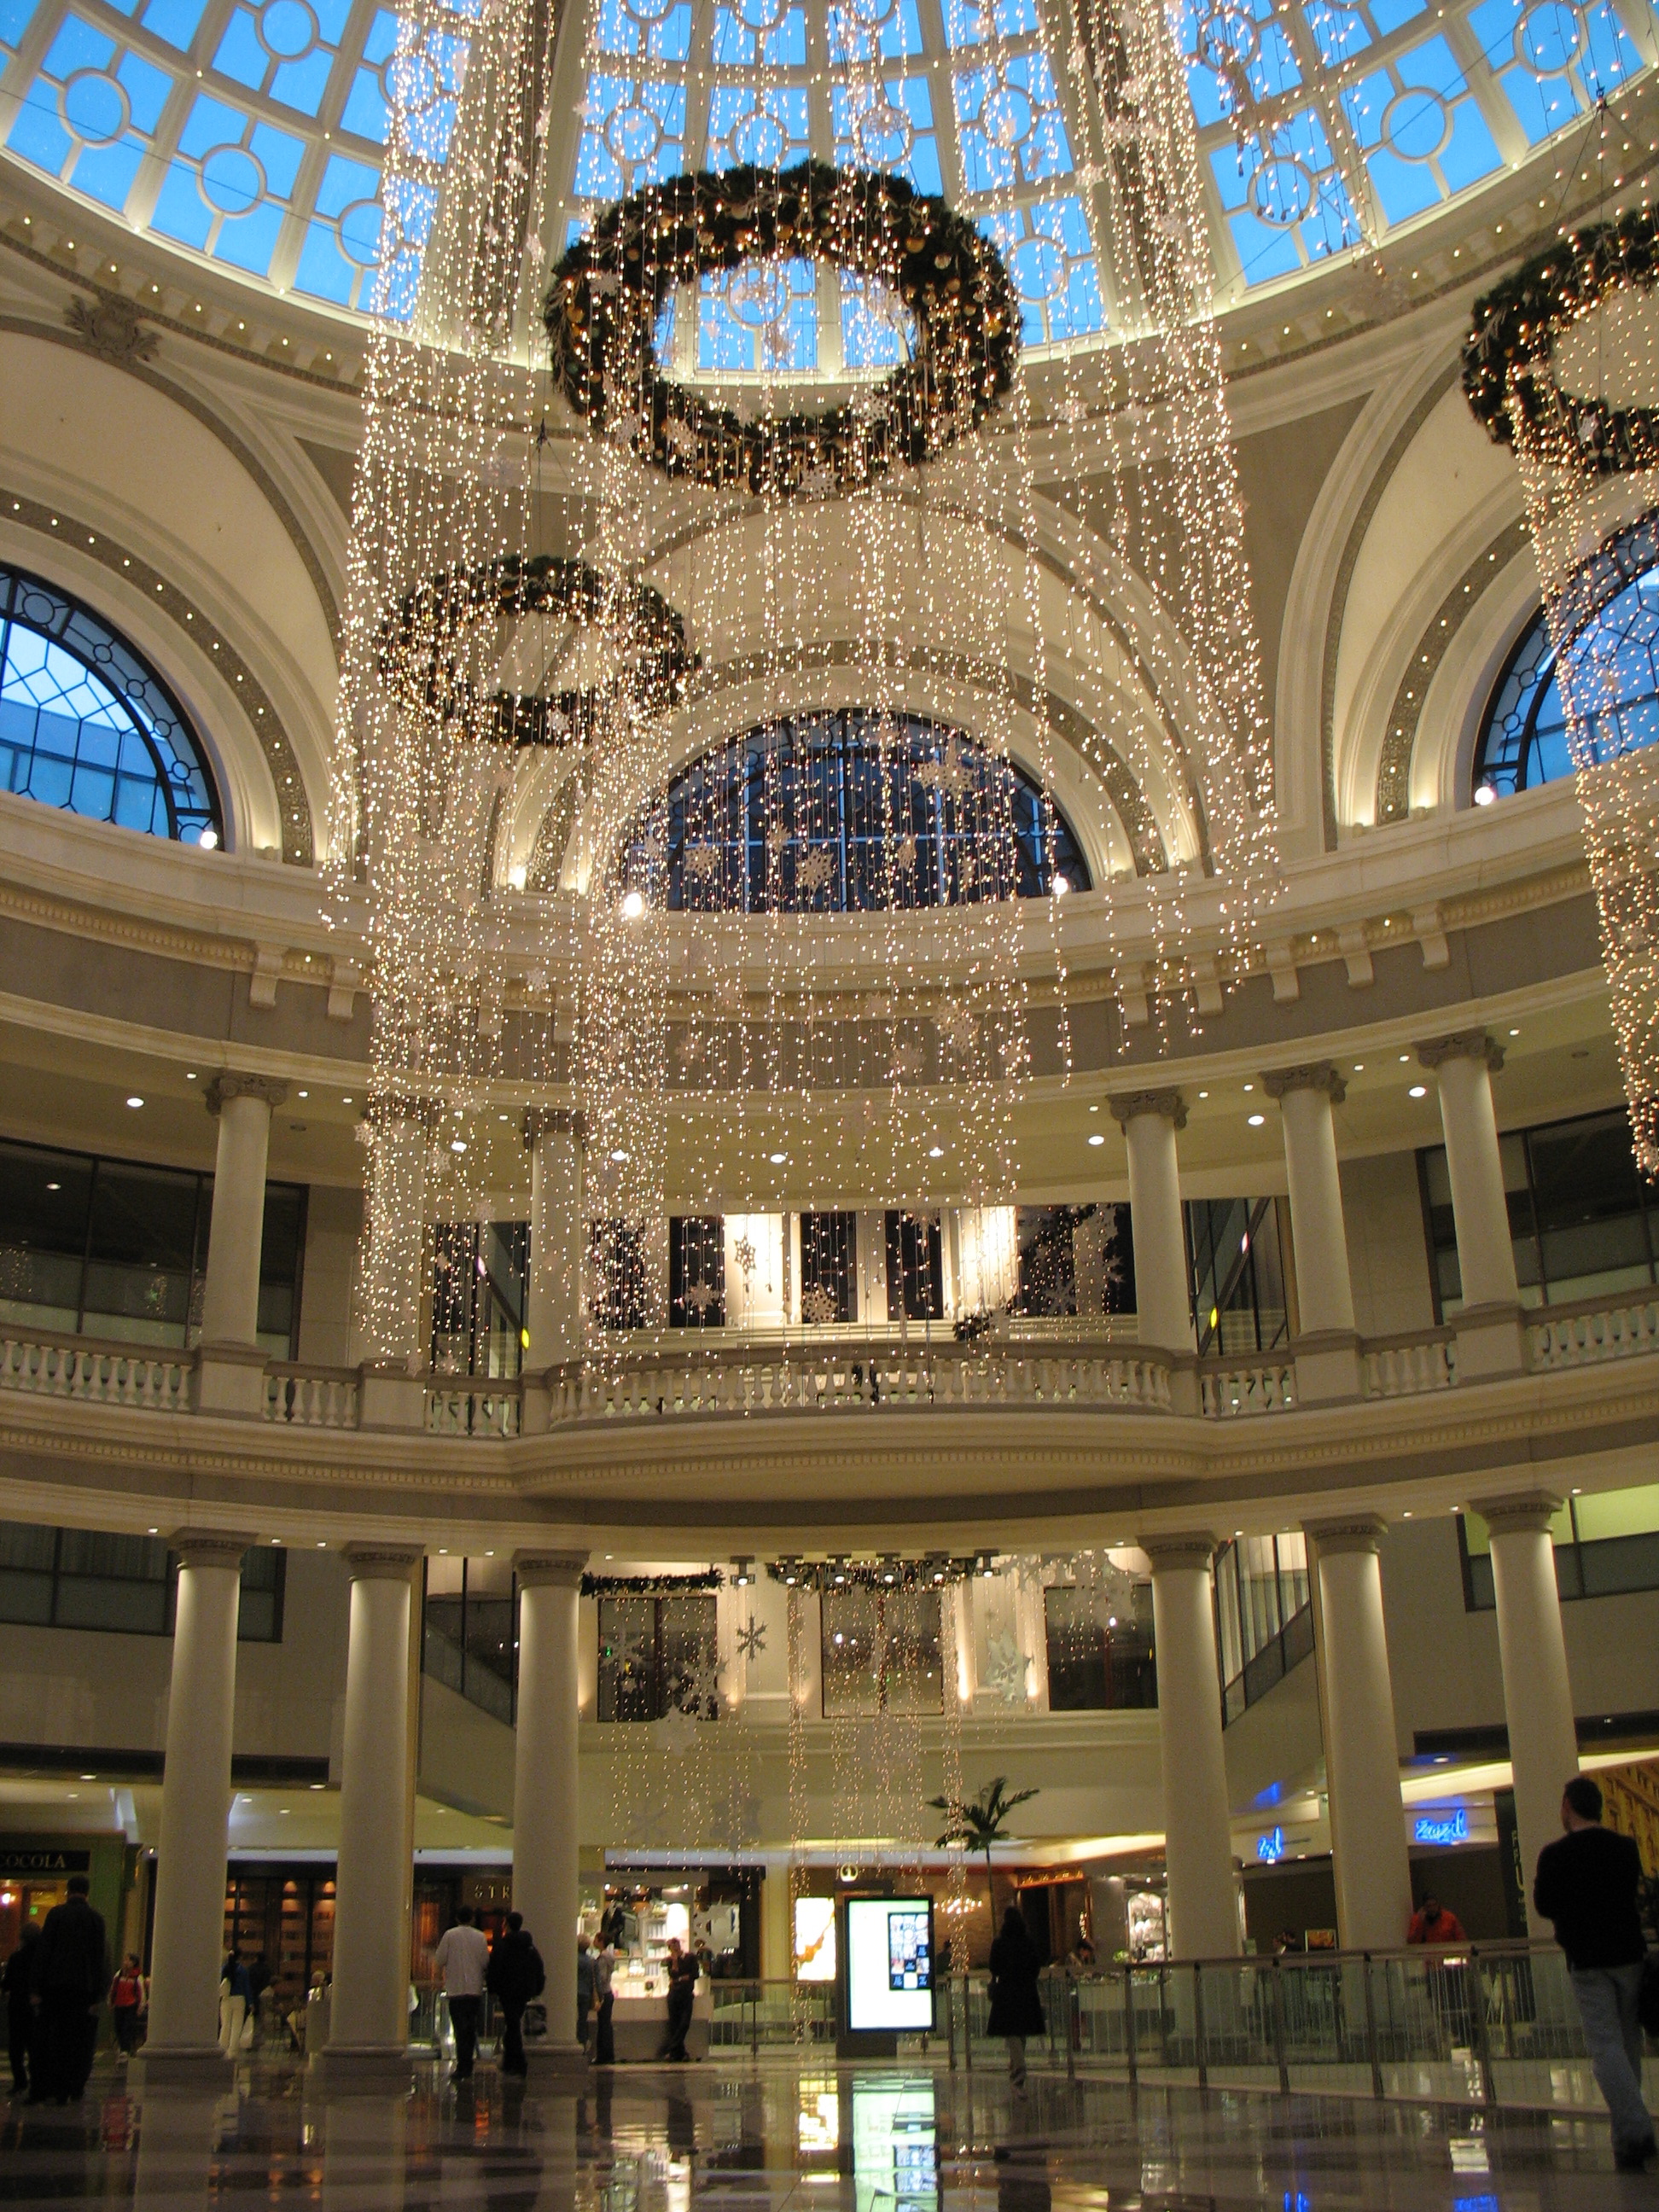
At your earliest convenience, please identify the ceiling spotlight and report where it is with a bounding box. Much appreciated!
[450,1138,467,1154]
[620,888,645,920]
[198,827,219,849]
[769,1151,787,1164]
[125,1096,143,1109]
[1473,783,1497,806]
[928,1144,944,1158]
[1408,1084,1428,1099]
[1088,1132,1105,1147]
[1052,875,1070,895]
[609,1147,629,1163]
[1248,1112,1266,1126]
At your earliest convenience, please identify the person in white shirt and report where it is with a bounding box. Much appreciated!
[432,1906,491,2081]
[593,1936,616,2066]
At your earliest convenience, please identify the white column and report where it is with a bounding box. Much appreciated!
[323,1543,422,2081]
[1110,1091,1192,1356]
[1483,1493,1580,1936]
[1307,1517,1413,1952]
[1264,1065,1353,1335]
[138,1529,251,2081]
[511,1550,588,2078]
[1141,1534,1239,1959]
[201,1077,286,1346]
[524,1109,585,1369]
[358,1100,434,1374]
[1418,1033,1516,1307]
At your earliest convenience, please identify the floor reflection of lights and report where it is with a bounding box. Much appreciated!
[0,2053,1641,2210]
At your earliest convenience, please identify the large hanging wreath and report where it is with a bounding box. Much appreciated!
[1463,208,1659,476]
[380,552,696,745]
[544,160,1021,496]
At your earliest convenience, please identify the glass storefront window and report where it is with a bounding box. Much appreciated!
[1420,1106,1658,1317]
[670,1217,725,1328]
[1014,1204,1134,1318]
[0,1137,304,1356]
[1043,1580,1156,1709]
[431,1222,527,1376]
[820,1587,943,1715]
[1186,1197,1289,1355]
[800,1213,856,1324]
[886,1214,943,1322]
[595,1593,719,1722]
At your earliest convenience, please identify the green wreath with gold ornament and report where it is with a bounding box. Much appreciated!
[544,160,1020,496]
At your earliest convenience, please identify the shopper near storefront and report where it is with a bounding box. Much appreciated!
[1406,1895,1467,1946]
[593,1933,616,2066]
[660,1937,698,2062]
[31,1876,107,2104]
[987,1907,1045,2093]
[434,1906,490,2081]
[108,1955,145,2056]
[576,1936,595,2052]
[4,1925,39,2093]
[486,1912,543,2078]
[1534,1774,1656,2174]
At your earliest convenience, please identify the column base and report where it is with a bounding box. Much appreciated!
[1292,1330,1365,1404]
[1453,1301,1530,1381]
[129,2046,235,2090]
[523,2040,590,2084]
[307,2045,415,2093]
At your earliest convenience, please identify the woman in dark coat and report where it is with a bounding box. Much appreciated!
[987,1907,1045,2091]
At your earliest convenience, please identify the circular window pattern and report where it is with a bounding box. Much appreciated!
[981,82,1033,153]
[624,0,679,24]
[725,261,791,328]
[1249,153,1315,226]
[1011,232,1065,302]
[1516,0,1584,73]
[337,197,383,266]
[730,108,787,166]
[200,142,266,218]
[1381,84,1452,162]
[734,0,787,27]
[382,50,439,114]
[606,102,665,166]
[59,67,129,147]
[257,0,319,60]
[1196,4,1261,71]
[848,0,898,26]
[855,100,914,165]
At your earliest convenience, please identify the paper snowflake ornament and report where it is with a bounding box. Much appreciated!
[736,1616,766,1663]
[983,1631,1029,1706]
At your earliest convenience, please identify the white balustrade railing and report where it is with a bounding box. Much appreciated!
[264,1365,359,1428]
[1528,1290,1659,1369]
[425,1381,521,1438]
[0,1330,191,1411]
[1199,1360,1297,1417]
[550,1345,1173,1423]
[1364,1330,1457,1398]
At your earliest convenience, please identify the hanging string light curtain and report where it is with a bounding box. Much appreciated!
[1464,206,1659,1173]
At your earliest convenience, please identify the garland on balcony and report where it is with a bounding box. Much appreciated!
[544,161,1020,496]
[378,552,696,745]
[768,1553,991,1592]
[581,1569,725,1596]
[1463,208,1659,474]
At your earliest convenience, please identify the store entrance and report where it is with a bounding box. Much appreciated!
[0,1876,69,1953]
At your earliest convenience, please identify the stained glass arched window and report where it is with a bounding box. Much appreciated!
[1473,548,1659,804]
[633,709,1087,911]
[0,567,223,844]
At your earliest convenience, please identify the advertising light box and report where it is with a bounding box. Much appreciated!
[845,1896,934,2032]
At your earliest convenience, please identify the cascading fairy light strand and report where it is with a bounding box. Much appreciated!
[1464,204,1659,1172]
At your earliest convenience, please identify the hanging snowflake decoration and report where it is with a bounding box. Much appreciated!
[736,1616,766,1664]
[983,1630,1028,1706]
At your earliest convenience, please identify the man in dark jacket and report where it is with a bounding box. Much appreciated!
[486,1912,543,2078]
[987,1907,1045,2092]
[660,1937,698,2062]
[31,1877,108,2104]
[1534,1773,1655,2172]
[3,1924,40,2094]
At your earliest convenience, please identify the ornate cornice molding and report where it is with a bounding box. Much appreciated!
[1262,1061,1347,1103]
[1477,1491,1563,1537]
[169,1526,256,1570]
[1417,1029,1504,1074]
[1,486,313,862]
[513,1547,589,1587]
[1109,1088,1187,1131]
[205,1074,290,1115]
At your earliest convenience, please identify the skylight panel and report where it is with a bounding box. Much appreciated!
[573,72,687,199]
[211,0,353,119]
[832,77,942,195]
[1468,0,1641,145]
[713,2,806,66]
[706,84,811,171]
[7,16,174,212]
[148,95,306,276]
[980,198,1104,343]
[1340,33,1501,222]
[1209,105,1364,282]
[953,50,1074,194]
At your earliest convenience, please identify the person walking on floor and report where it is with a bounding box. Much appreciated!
[659,1937,698,2062]
[108,1954,145,2058]
[576,1936,595,2056]
[1534,1773,1656,2174]
[4,1924,40,2095]
[31,1875,108,2104]
[486,1912,544,2078]
[593,1931,616,2067]
[434,1906,490,2081]
[987,1906,1046,2094]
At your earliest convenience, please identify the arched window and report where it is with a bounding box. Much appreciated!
[0,567,222,845]
[636,710,1088,913]
[1473,551,1659,805]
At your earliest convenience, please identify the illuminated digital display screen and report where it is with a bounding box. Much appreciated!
[845,1897,934,2032]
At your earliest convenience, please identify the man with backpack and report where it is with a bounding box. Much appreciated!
[486,1912,544,2077]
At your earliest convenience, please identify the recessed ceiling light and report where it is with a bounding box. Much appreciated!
[1399,1054,1409,1063]
[45,1182,58,1192]
[928,1144,944,1158]
[1197,1090,1208,1099]
[1248,1113,1266,1127]
[1509,1028,1520,1038]
[1474,783,1497,806]
[620,888,645,920]
[769,1151,787,1164]
[125,1095,143,1109]
[298,1090,308,1098]
[185,1072,196,1080]
[1353,1063,1364,1072]
[609,1148,630,1163]
[341,1097,353,1104]
[1409,1084,1428,1099]
[450,1139,467,1154]
[1087,1133,1105,1147]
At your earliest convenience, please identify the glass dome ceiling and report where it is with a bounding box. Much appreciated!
[0,0,1653,329]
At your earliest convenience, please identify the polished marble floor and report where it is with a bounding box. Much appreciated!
[0,2054,1649,2211]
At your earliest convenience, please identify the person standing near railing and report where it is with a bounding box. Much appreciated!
[1534,1774,1656,2174]
[987,1907,1045,2095]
